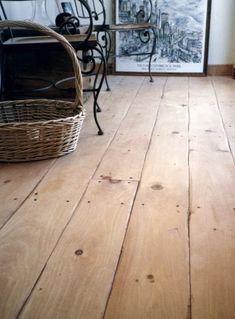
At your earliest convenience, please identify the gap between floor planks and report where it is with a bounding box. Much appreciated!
[189,77,235,319]
[17,76,167,319]
[0,75,166,319]
[0,75,136,229]
[0,78,234,319]
[105,76,190,319]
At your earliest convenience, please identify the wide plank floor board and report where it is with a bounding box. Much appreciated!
[0,159,55,228]
[94,77,167,181]
[105,77,190,319]
[0,75,129,231]
[211,76,235,159]
[0,75,235,319]
[189,77,235,319]
[19,179,138,319]
[0,76,144,319]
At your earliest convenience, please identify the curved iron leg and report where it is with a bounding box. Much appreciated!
[97,30,111,92]
[103,30,111,91]
[91,49,102,113]
[91,46,106,135]
[148,27,157,83]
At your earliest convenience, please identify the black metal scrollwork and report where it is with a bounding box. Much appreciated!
[56,0,106,135]
[77,50,96,75]
[91,11,99,21]
[138,29,151,44]
[58,15,80,35]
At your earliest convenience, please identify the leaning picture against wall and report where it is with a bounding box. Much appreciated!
[115,0,211,75]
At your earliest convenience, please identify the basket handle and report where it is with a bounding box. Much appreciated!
[0,20,83,110]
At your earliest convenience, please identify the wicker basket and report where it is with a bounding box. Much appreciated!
[0,20,85,162]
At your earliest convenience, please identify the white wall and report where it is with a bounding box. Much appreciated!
[208,0,235,64]
[2,0,235,65]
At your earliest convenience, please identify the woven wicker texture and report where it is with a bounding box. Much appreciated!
[0,20,85,162]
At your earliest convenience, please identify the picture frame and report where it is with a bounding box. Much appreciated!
[55,0,76,16]
[61,2,75,15]
[114,0,212,75]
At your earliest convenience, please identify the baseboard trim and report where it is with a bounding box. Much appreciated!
[206,64,233,76]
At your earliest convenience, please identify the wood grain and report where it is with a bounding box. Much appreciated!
[0,160,55,228]
[3,34,96,46]
[189,77,235,319]
[1,76,235,319]
[19,180,137,319]
[105,77,190,319]
[0,76,143,319]
[95,77,166,181]
[207,64,233,76]
[211,76,235,158]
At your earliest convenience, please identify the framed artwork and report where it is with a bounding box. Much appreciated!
[56,0,76,15]
[115,0,211,75]
[61,2,75,15]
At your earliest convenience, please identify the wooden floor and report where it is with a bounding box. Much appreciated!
[0,76,235,319]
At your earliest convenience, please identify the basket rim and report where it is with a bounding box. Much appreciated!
[0,98,81,108]
[0,112,86,128]
[0,98,85,127]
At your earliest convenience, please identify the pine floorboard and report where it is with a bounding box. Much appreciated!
[0,75,235,319]
[189,77,235,319]
[105,77,190,319]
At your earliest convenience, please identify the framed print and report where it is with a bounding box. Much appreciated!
[61,2,75,15]
[56,0,76,15]
[115,0,211,75]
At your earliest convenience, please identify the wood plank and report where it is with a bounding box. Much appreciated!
[93,76,145,135]
[0,73,118,228]
[95,77,167,181]
[188,77,227,155]
[0,76,128,228]
[2,75,234,319]
[109,23,154,30]
[211,76,235,158]
[3,34,96,46]
[0,160,55,228]
[19,179,138,319]
[105,77,190,319]
[188,76,222,132]
[0,76,143,319]
[0,75,135,229]
[189,77,235,319]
